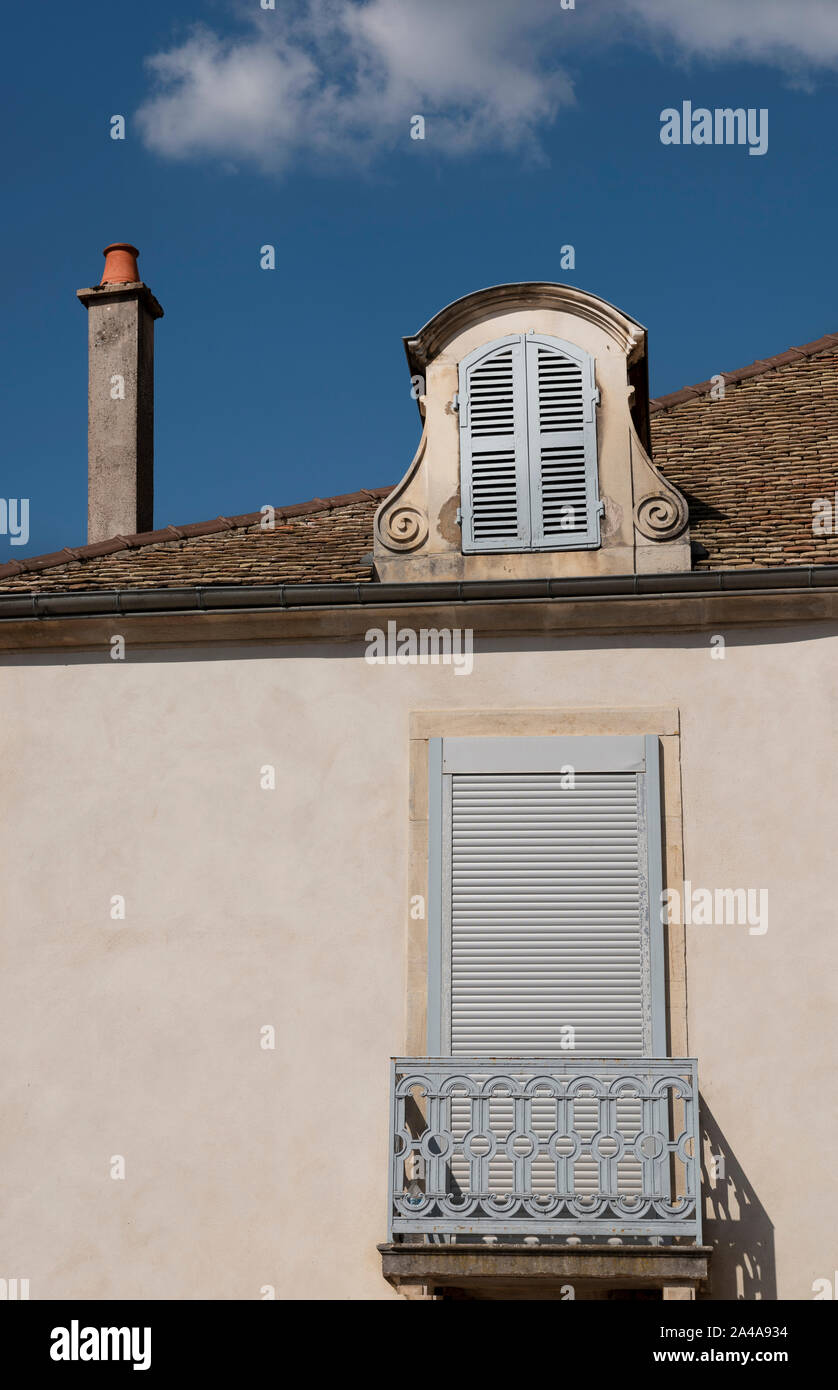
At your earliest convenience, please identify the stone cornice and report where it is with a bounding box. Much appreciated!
[1,576,837,651]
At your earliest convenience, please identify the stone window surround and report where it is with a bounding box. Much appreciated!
[406,706,687,1058]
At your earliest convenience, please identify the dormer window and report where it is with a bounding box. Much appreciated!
[458,333,601,553]
[376,282,690,582]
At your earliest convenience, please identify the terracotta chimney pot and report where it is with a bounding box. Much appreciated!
[100,242,141,285]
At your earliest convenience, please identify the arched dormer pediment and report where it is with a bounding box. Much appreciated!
[403,282,648,381]
[376,282,689,582]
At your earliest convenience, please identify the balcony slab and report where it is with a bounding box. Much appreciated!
[379,1242,711,1300]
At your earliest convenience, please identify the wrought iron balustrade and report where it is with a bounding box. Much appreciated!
[388,1056,701,1240]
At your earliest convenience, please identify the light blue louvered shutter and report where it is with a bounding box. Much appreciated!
[427,736,665,1057]
[525,335,601,550]
[459,336,530,552]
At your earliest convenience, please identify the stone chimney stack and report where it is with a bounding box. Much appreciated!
[77,244,163,543]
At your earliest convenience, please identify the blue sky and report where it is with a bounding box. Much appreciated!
[3,0,838,559]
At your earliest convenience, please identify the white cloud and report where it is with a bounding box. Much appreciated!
[137,28,318,171]
[624,0,838,69]
[135,0,838,175]
[136,0,574,173]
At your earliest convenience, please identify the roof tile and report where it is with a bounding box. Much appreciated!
[650,346,838,569]
[0,489,392,593]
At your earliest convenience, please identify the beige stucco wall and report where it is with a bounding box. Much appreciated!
[1,622,835,1299]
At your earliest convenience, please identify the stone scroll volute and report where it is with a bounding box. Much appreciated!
[374,428,430,555]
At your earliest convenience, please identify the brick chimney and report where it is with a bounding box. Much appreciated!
[77,244,164,543]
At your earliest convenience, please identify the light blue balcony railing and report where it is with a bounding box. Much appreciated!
[388,1057,701,1241]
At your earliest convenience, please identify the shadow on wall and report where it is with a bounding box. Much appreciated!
[700,1098,776,1300]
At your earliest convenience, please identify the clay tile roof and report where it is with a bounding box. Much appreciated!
[649,333,838,570]
[3,326,838,592]
[0,489,391,593]
[649,332,838,412]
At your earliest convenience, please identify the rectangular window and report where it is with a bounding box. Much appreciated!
[427,735,666,1057]
[459,334,601,554]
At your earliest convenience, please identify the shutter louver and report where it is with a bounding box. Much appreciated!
[459,338,529,551]
[527,338,600,549]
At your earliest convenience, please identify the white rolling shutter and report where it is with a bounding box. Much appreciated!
[429,736,665,1058]
[459,337,529,551]
[450,771,645,1054]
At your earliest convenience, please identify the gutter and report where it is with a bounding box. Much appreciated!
[1,565,838,620]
